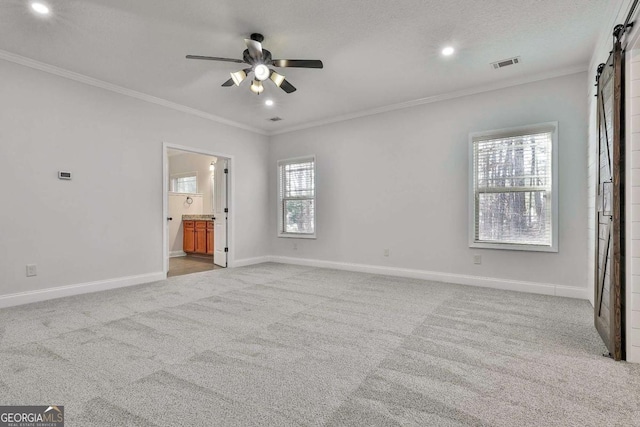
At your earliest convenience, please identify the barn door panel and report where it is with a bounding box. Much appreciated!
[594,38,624,361]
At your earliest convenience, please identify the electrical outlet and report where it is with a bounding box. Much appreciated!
[26,264,37,277]
[293,242,298,250]
[473,255,482,265]
[384,249,390,257]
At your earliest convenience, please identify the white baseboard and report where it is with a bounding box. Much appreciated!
[233,256,272,268]
[555,285,588,299]
[627,346,640,364]
[0,272,165,309]
[0,255,588,310]
[170,251,187,258]
[266,256,588,300]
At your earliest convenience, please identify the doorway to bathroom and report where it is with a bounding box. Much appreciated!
[163,143,232,278]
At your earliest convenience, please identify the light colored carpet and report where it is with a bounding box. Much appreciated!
[0,263,639,426]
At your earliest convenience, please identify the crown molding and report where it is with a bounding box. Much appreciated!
[0,49,268,136]
[268,65,588,136]
[0,48,588,138]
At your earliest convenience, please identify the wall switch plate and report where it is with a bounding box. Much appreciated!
[473,255,482,265]
[384,249,390,257]
[26,264,37,277]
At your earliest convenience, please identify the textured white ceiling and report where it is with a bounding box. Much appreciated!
[0,0,612,133]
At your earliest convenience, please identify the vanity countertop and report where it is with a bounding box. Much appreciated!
[182,214,215,221]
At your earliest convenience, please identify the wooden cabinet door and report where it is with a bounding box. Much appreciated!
[206,221,214,254]
[183,221,195,253]
[195,221,207,254]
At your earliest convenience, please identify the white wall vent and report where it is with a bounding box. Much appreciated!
[491,57,521,69]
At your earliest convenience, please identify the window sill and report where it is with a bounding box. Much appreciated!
[278,233,316,239]
[470,241,557,253]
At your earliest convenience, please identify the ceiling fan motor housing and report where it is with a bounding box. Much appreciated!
[243,49,272,65]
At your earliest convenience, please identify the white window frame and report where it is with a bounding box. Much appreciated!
[170,171,198,194]
[278,156,316,239]
[468,122,558,252]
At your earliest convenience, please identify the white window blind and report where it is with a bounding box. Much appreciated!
[278,157,315,236]
[470,123,557,251]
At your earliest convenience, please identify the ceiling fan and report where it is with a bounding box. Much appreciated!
[186,33,323,95]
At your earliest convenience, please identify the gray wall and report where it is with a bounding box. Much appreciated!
[0,57,589,303]
[268,72,588,294]
[0,59,270,297]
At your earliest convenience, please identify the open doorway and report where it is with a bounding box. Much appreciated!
[162,143,232,278]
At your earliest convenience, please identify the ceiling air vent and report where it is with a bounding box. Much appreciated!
[491,57,521,69]
[268,117,283,122]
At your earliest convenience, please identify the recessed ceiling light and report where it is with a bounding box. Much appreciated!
[442,46,455,56]
[31,2,50,15]
[265,99,274,106]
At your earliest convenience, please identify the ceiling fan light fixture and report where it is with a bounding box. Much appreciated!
[254,64,270,81]
[230,70,246,86]
[186,34,322,94]
[270,71,286,87]
[250,80,264,94]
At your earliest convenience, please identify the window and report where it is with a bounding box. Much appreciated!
[469,122,558,252]
[170,172,197,194]
[278,156,316,238]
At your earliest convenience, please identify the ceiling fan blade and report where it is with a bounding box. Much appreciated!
[221,78,234,87]
[272,59,323,69]
[244,39,263,60]
[279,79,297,93]
[186,55,245,64]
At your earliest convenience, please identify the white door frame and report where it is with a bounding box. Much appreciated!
[624,27,640,362]
[213,158,229,268]
[162,142,235,277]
